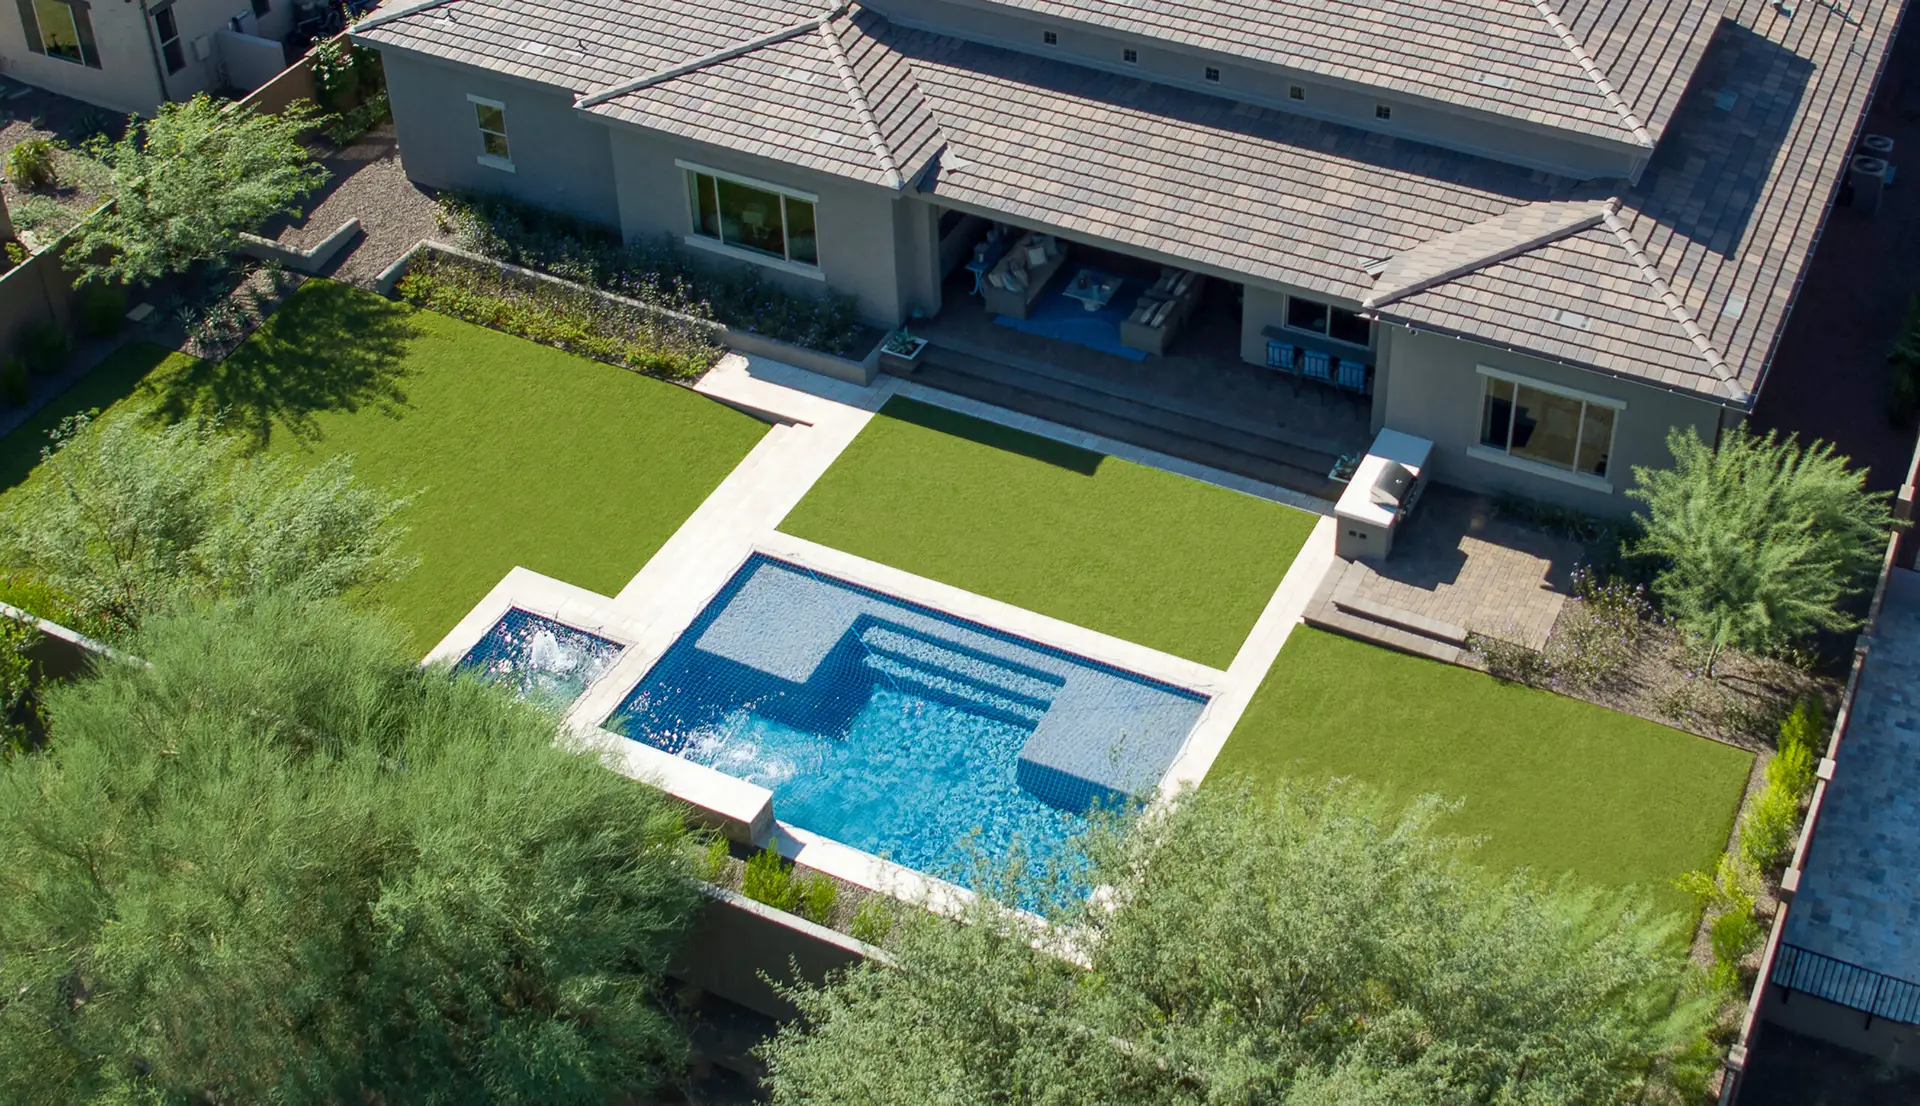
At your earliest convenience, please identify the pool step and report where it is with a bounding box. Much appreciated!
[856,622,1062,723]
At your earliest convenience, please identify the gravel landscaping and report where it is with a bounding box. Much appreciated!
[257,122,438,287]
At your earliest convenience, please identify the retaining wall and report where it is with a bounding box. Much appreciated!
[378,239,885,385]
[674,885,881,1021]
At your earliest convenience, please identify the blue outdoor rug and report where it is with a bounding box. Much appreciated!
[993,273,1147,361]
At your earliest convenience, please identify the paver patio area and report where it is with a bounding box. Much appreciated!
[777,396,1319,668]
[1211,627,1753,914]
[0,280,767,651]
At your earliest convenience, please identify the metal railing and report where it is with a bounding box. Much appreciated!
[1771,942,1920,1026]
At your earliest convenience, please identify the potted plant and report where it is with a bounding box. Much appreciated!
[879,327,928,373]
[1328,452,1361,485]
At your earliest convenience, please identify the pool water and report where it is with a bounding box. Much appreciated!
[459,609,624,711]
[607,555,1207,889]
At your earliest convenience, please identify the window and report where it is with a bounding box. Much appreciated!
[153,5,183,73]
[1288,84,1305,100]
[1042,29,1057,45]
[250,0,269,15]
[1284,295,1371,347]
[1203,66,1221,82]
[1375,103,1393,120]
[1122,47,1138,63]
[19,0,99,68]
[468,95,511,168]
[684,166,819,268]
[1477,370,1619,480]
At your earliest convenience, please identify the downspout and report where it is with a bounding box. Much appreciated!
[133,0,172,108]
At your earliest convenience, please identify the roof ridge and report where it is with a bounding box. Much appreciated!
[818,16,905,190]
[1364,198,1614,310]
[1599,209,1744,400]
[576,11,843,107]
[1527,0,1654,147]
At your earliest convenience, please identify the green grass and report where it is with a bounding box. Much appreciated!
[1,280,766,651]
[1210,628,1753,914]
[779,397,1318,667]
[0,342,191,493]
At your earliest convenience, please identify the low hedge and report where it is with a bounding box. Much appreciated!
[436,192,868,357]
[395,253,721,381]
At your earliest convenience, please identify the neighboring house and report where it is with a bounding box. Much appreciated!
[0,0,296,114]
[355,0,1903,513]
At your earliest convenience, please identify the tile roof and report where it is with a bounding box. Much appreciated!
[968,0,1722,145]
[356,0,1903,406]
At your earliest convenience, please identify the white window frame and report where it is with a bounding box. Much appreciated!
[675,159,825,280]
[467,94,513,172]
[1468,365,1623,492]
[1281,293,1372,350]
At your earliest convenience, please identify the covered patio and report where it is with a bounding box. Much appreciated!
[905,238,1374,498]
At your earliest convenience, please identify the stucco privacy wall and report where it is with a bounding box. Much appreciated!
[1380,324,1725,514]
[862,0,1641,180]
[381,50,622,229]
[606,125,920,327]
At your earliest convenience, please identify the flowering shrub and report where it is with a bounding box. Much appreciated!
[436,193,867,356]
[396,253,720,381]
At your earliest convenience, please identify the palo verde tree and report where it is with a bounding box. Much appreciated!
[0,412,411,633]
[64,93,326,286]
[0,594,702,1103]
[762,782,1714,1105]
[1628,426,1894,673]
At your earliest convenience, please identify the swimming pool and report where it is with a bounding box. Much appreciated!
[606,555,1208,887]
[459,608,624,711]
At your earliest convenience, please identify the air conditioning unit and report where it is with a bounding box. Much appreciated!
[191,34,212,62]
[1851,154,1889,213]
[1862,133,1895,158]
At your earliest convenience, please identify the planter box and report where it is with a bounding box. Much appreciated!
[380,239,887,386]
[878,336,928,374]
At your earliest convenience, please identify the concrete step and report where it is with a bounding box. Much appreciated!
[904,350,1341,499]
[1304,604,1465,666]
[1302,560,1465,665]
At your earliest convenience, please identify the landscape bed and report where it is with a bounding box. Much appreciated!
[779,397,1318,669]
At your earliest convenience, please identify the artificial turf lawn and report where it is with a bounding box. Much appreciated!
[1210,628,1754,914]
[778,397,1318,668]
[0,280,766,652]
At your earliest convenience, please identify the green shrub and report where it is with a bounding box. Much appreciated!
[4,138,56,190]
[395,254,718,380]
[0,355,26,406]
[76,282,126,338]
[436,192,868,356]
[1890,295,1920,424]
[798,874,839,926]
[742,848,800,913]
[19,321,67,376]
[1739,777,1804,872]
[1709,906,1761,969]
[699,833,732,882]
[1766,738,1817,799]
[848,894,895,946]
[1779,694,1826,760]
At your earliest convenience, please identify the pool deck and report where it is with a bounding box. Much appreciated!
[425,350,1337,910]
[1782,567,1920,996]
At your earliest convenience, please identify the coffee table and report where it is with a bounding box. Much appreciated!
[1061,268,1123,312]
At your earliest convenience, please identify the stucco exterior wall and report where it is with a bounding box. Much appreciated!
[0,0,297,114]
[0,0,163,114]
[606,124,918,327]
[863,0,1639,180]
[1379,324,1726,515]
[379,49,621,228]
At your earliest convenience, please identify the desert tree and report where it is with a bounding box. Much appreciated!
[761,781,1714,1105]
[1628,426,1894,674]
[0,594,701,1103]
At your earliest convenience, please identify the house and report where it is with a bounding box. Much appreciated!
[0,0,298,114]
[353,0,1903,514]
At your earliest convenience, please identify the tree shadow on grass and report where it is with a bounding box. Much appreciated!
[0,341,184,495]
[144,280,420,448]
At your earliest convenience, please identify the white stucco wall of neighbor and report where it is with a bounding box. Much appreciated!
[0,0,297,114]
[1378,324,1728,516]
